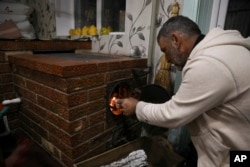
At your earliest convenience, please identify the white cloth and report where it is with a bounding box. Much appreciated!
[101,149,148,167]
[0,2,35,39]
[16,21,36,39]
[0,2,33,15]
[0,14,28,23]
[135,28,250,167]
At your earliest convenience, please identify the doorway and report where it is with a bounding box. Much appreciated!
[195,0,250,37]
[224,0,250,37]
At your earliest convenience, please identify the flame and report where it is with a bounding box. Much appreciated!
[110,96,116,107]
[109,96,122,115]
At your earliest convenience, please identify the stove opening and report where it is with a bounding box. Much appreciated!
[106,79,142,147]
[106,68,152,148]
[108,81,136,116]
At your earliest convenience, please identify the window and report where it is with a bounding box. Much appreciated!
[74,0,97,28]
[74,0,126,33]
[101,0,126,32]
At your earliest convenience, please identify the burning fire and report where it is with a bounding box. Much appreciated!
[109,83,132,116]
[109,96,122,115]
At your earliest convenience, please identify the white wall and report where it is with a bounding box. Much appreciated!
[55,0,75,36]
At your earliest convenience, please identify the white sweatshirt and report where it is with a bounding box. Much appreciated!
[136,28,250,167]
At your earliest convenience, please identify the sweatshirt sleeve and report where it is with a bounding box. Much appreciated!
[135,56,238,128]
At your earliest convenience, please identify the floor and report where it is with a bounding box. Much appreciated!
[0,129,63,167]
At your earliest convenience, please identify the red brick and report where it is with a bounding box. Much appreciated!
[35,63,63,78]
[47,111,87,134]
[26,80,68,106]
[32,70,56,88]
[69,99,106,121]
[54,77,68,92]
[107,61,122,71]
[0,40,91,51]
[70,118,88,133]
[60,153,74,167]
[45,121,72,146]
[37,95,67,116]
[0,63,11,74]
[13,75,26,88]
[106,69,132,83]
[88,110,106,127]
[88,86,106,101]
[72,142,89,159]
[0,53,5,63]
[22,99,47,119]
[0,83,14,94]
[15,65,33,78]
[32,121,49,139]
[49,131,73,158]
[22,106,46,128]
[88,128,112,150]
[9,56,35,70]
[50,147,61,163]
[19,121,43,144]
[70,123,104,148]
[68,91,88,107]
[68,105,86,121]
[9,119,20,130]
[80,142,107,160]
[62,64,98,77]
[120,58,147,68]
[15,86,37,103]
[96,62,109,72]
[1,74,13,83]
[2,92,16,101]
[67,73,105,92]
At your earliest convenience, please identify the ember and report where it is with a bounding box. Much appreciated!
[108,82,132,116]
[109,96,122,115]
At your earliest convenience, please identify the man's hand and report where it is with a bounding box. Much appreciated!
[116,97,139,116]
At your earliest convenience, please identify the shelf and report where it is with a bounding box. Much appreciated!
[0,40,91,52]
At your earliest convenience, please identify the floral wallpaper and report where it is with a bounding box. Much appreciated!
[151,0,183,82]
[92,0,183,59]
[92,0,152,57]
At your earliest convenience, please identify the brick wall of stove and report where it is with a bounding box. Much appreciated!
[9,54,147,167]
[0,52,19,131]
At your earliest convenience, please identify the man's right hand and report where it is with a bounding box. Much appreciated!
[116,97,139,116]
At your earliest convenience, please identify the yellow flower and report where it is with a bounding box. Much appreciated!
[88,25,97,35]
[75,28,81,35]
[81,26,89,35]
[69,29,75,35]
[100,27,108,35]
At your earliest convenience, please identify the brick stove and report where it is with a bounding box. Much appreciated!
[8,52,147,167]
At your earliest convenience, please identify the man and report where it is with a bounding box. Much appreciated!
[116,16,250,167]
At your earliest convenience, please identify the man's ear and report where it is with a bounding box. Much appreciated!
[171,32,180,48]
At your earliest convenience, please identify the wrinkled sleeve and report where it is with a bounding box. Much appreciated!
[136,57,237,128]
